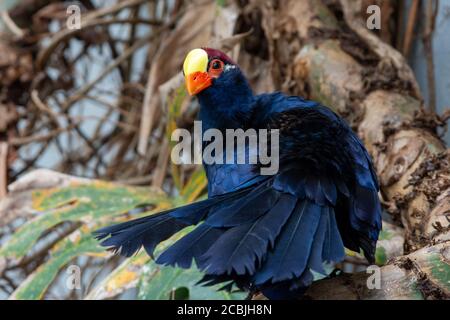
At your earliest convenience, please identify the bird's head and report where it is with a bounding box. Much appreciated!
[182,48,254,130]
[183,48,237,96]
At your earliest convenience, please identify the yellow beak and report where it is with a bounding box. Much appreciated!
[183,48,212,95]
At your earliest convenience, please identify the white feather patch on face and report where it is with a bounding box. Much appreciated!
[223,64,237,72]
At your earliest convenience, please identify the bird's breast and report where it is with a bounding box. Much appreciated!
[205,162,257,196]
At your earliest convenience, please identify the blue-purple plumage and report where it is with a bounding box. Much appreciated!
[94,50,381,299]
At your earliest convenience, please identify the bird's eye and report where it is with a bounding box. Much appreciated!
[212,60,221,69]
[208,59,224,78]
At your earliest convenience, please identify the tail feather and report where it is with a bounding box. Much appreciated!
[156,224,223,268]
[94,209,168,236]
[93,191,252,257]
[352,185,382,228]
[199,193,298,275]
[305,207,329,274]
[254,199,345,286]
[95,214,187,257]
[168,188,250,223]
[323,206,345,262]
[205,181,279,227]
[196,274,247,292]
[335,192,378,264]
[254,199,323,285]
[348,185,381,262]
[94,164,376,298]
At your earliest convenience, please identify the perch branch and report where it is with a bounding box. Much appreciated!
[402,0,419,57]
[0,10,25,37]
[423,0,438,112]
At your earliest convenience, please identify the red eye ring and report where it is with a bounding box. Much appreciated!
[208,59,224,78]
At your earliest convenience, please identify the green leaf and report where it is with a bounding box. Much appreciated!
[3,167,233,300]
[423,252,450,295]
[138,262,245,300]
[0,182,167,259]
[11,232,103,300]
[85,226,194,300]
[375,246,387,265]
[216,0,227,7]
[136,226,245,300]
[85,251,151,300]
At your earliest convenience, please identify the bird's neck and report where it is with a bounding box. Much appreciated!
[197,78,255,132]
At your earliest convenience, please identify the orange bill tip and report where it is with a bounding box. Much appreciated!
[185,71,212,95]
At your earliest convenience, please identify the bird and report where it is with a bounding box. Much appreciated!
[94,48,382,300]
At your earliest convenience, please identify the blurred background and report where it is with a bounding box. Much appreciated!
[0,0,448,300]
